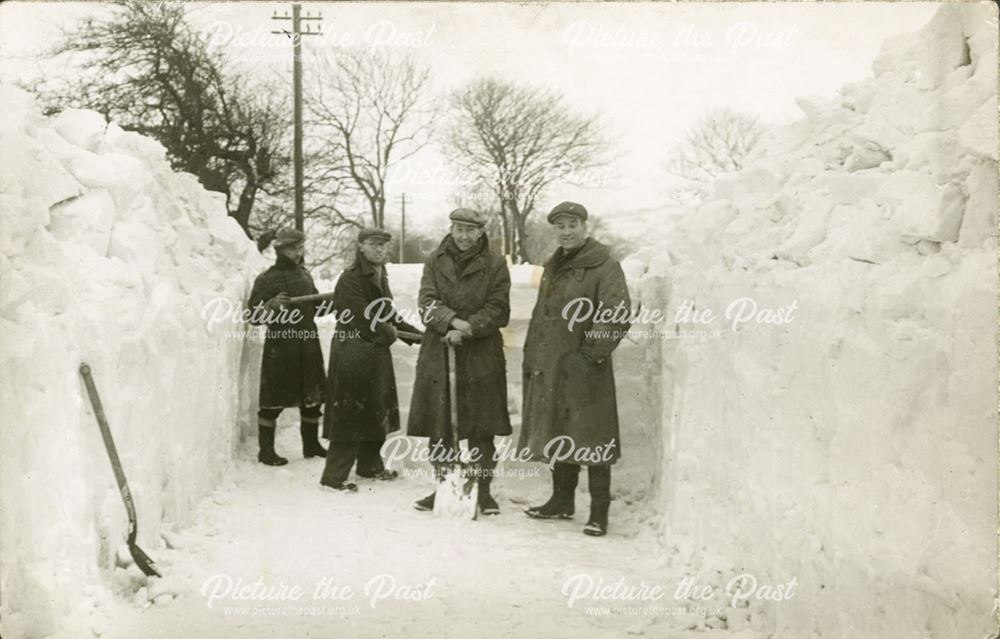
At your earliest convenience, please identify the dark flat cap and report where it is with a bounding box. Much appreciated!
[272,227,306,248]
[547,201,589,223]
[449,208,487,227]
[358,227,392,243]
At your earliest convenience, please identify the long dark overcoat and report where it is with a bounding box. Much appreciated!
[323,255,421,442]
[407,236,512,442]
[247,255,328,409]
[518,238,631,465]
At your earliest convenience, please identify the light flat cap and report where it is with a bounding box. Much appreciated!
[273,227,306,248]
[547,201,589,223]
[358,227,392,243]
[449,207,488,227]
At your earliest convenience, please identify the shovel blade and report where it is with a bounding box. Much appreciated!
[129,543,162,578]
[433,465,478,520]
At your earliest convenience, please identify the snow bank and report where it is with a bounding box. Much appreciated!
[628,4,998,637]
[0,85,265,637]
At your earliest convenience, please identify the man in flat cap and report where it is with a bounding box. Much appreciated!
[247,228,332,466]
[407,208,512,515]
[519,201,631,537]
[320,227,423,492]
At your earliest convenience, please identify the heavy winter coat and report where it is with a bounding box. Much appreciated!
[247,255,329,409]
[407,236,512,441]
[518,238,631,465]
[323,254,421,442]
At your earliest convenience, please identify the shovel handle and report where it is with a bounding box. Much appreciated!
[398,330,422,343]
[287,292,335,304]
[446,343,459,449]
[79,363,138,536]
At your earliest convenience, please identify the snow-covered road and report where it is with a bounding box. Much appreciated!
[93,430,750,639]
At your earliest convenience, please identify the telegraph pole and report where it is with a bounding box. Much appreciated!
[271,4,322,232]
[398,193,411,263]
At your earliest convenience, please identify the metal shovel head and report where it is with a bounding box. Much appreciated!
[129,542,162,578]
[434,341,478,519]
[433,463,478,520]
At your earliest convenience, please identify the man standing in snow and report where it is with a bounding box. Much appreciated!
[247,228,331,466]
[407,208,512,515]
[519,201,631,537]
[320,227,423,492]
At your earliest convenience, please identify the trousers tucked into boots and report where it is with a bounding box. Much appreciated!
[257,405,325,465]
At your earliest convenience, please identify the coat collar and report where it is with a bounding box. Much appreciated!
[351,252,387,294]
[544,237,610,272]
[434,234,488,280]
[274,253,302,271]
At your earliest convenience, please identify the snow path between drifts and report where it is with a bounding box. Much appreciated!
[77,430,761,639]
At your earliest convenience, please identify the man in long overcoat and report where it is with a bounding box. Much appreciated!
[407,208,512,515]
[319,227,422,491]
[247,228,331,466]
[519,201,631,536]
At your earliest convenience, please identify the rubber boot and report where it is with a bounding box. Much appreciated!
[583,465,611,536]
[583,501,610,537]
[478,476,500,515]
[300,421,327,459]
[525,463,578,519]
[257,425,288,466]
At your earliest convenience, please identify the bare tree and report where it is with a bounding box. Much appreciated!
[666,108,766,206]
[247,142,363,266]
[446,78,608,263]
[34,0,287,238]
[306,50,435,230]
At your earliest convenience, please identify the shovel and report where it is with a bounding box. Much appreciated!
[433,342,478,520]
[79,363,162,577]
[287,292,334,304]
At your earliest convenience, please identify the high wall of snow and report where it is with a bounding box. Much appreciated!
[628,4,998,637]
[0,85,265,637]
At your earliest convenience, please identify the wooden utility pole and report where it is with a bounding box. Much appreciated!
[271,4,322,232]
[398,193,411,263]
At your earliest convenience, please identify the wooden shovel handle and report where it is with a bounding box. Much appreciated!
[287,292,335,304]
[446,343,459,448]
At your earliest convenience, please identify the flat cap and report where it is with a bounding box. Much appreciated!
[547,201,589,224]
[449,208,487,227]
[272,227,306,248]
[358,227,392,243]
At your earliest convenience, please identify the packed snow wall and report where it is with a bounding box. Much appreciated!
[627,4,998,637]
[0,85,265,636]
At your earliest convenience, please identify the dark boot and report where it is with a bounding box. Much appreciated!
[300,421,327,459]
[584,465,611,536]
[525,463,578,519]
[413,492,436,512]
[478,477,499,515]
[583,501,610,537]
[257,425,288,466]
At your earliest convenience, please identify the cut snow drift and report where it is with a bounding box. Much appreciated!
[625,4,998,638]
[0,85,264,637]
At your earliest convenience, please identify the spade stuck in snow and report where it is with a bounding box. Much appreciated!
[433,343,478,520]
[80,363,162,577]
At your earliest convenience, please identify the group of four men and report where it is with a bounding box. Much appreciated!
[246,201,630,536]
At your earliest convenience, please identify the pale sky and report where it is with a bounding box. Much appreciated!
[1,1,941,231]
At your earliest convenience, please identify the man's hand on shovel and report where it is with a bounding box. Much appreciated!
[267,292,291,309]
[444,329,465,345]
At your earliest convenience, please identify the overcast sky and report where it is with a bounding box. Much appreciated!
[1,1,940,231]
